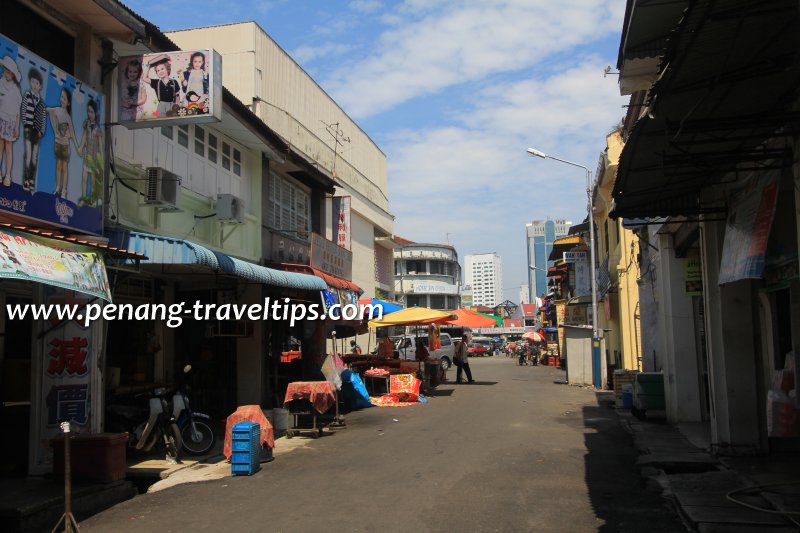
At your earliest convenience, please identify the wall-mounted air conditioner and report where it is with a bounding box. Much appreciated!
[216,194,245,223]
[145,167,181,210]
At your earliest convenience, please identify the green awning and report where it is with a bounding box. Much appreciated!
[478,312,503,327]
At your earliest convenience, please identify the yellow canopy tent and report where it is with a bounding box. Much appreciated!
[368,307,455,328]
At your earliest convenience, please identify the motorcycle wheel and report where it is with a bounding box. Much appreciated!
[181,420,215,455]
[165,423,183,461]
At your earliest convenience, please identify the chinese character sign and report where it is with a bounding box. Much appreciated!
[118,50,222,128]
[0,33,104,233]
[331,196,351,251]
[35,287,101,470]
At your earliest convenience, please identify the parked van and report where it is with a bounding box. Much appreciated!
[390,333,455,369]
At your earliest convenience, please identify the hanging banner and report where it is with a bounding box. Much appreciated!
[0,228,111,301]
[331,196,351,251]
[684,248,703,295]
[574,261,590,297]
[718,170,780,284]
[31,287,103,473]
[0,33,104,233]
[117,50,222,128]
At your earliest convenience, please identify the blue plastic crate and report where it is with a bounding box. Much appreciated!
[231,422,261,476]
[231,461,260,476]
[231,438,257,451]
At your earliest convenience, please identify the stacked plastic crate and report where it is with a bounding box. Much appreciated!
[613,369,638,408]
[231,422,261,476]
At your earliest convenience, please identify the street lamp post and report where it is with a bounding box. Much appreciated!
[527,148,601,387]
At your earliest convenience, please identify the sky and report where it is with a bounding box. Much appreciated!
[126,0,629,302]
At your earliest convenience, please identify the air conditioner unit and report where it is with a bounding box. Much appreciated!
[145,167,181,209]
[216,194,245,223]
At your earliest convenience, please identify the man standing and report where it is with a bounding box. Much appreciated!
[454,334,474,383]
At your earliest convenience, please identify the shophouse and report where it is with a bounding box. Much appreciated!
[394,242,461,310]
[613,0,800,452]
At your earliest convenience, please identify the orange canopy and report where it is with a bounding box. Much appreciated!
[443,308,499,328]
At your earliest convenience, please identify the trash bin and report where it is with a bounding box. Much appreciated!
[622,384,633,409]
[51,432,128,483]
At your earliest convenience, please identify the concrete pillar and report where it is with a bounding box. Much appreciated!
[236,285,263,405]
[701,219,761,452]
[656,233,704,423]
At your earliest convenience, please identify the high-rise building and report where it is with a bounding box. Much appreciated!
[526,219,572,302]
[464,253,503,307]
[519,285,530,305]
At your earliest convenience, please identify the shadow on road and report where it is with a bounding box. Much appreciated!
[582,402,683,532]
[426,388,454,397]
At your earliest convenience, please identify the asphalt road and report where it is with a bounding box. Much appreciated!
[82,357,685,533]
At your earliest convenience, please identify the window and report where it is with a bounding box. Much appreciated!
[405,295,423,308]
[177,125,189,148]
[222,142,231,171]
[407,261,425,274]
[430,295,446,309]
[194,126,205,156]
[161,126,173,139]
[270,172,310,237]
[233,148,241,176]
[208,133,218,164]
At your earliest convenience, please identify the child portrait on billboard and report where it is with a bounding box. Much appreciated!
[146,53,181,118]
[179,51,209,113]
[22,67,46,192]
[0,55,22,187]
[77,98,102,206]
[118,58,147,122]
[47,87,77,198]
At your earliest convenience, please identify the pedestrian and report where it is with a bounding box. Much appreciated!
[454,334,474,383]
[378,336,394,359]
[349,339,362,355]
[415,339,429,362]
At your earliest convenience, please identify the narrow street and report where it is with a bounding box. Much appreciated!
[81,358,684,533]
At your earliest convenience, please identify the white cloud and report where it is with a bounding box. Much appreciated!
[292,42,355,65]
[349,0,382,13]
[386,58,627,294]
[324,0,623,118]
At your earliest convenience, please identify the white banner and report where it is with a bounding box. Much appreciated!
[413,283,458,294]
[564,250,588,263]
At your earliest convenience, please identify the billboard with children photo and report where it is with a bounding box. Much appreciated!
[117,50,222,128]
[0,33,104,234]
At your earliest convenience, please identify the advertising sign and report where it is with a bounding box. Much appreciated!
[0,228,110,301]
[311,232,352,279]
[718,170,780,284]
[0,33,104,233]
[118,50,222,128]
[32,287,103,472]
[684,248,702,295]
[563,250,588,263]
[331,196,351,251]
[413,283,458,294]
[574,261,590,297]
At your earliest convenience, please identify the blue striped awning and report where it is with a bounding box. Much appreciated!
[108,230,326,291]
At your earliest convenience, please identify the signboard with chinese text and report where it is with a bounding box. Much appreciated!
[117,50,222,128]
[684,248,703,295]
[31,287,102,473]
[0,33,104,233]
[331,196,351,251]
[574,261,590,297]
[268,233,310,265]
[311,232,352,279]
[719,170,780,284]
[0,228,111,301]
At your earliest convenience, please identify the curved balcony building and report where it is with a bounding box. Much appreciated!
[394,243,461,310]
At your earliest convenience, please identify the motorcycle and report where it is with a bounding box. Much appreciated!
[107,387,183,463]
[173,365,216,456]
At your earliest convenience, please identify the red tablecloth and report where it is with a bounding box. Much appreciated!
[223,405,275,460]
[283,381,336,414]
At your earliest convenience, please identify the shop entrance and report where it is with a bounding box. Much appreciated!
[0,294,34,477]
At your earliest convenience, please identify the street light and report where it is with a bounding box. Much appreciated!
[527,147,601,385]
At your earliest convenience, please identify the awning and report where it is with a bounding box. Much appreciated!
[368,307,455,328]
[548,235,587,261]
[278,263,362,293]
[0,228,113,301]
[358,297,403,319]
[443,308,498,328]
[612,0,800,219]
[108,231,326,291]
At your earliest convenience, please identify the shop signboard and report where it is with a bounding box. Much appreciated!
[0,34,104,233]
[269,232,310,265]
[413,283,458,294]
[31,287,103,473]
[117,50,222,128]
[0,228,111,301]
[719,170,780,284]
[311,232,352,279]
[574,261,590,297]
[563,250,588,263]
[331,196,351,251]
[684,248,703,295]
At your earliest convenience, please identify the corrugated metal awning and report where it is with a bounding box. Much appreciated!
[108,231,327,291]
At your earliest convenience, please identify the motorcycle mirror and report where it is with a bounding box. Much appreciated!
[183,364,192,374]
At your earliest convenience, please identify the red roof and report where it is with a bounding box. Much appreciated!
[503,318,522,327]
[276,263,362,293]
[521,303,537,317]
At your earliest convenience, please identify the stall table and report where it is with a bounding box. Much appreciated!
[283,381,337,438]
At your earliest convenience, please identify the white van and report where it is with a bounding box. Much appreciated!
[390,333,455,369]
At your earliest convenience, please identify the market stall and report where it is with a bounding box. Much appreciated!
[282,381,337,438]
